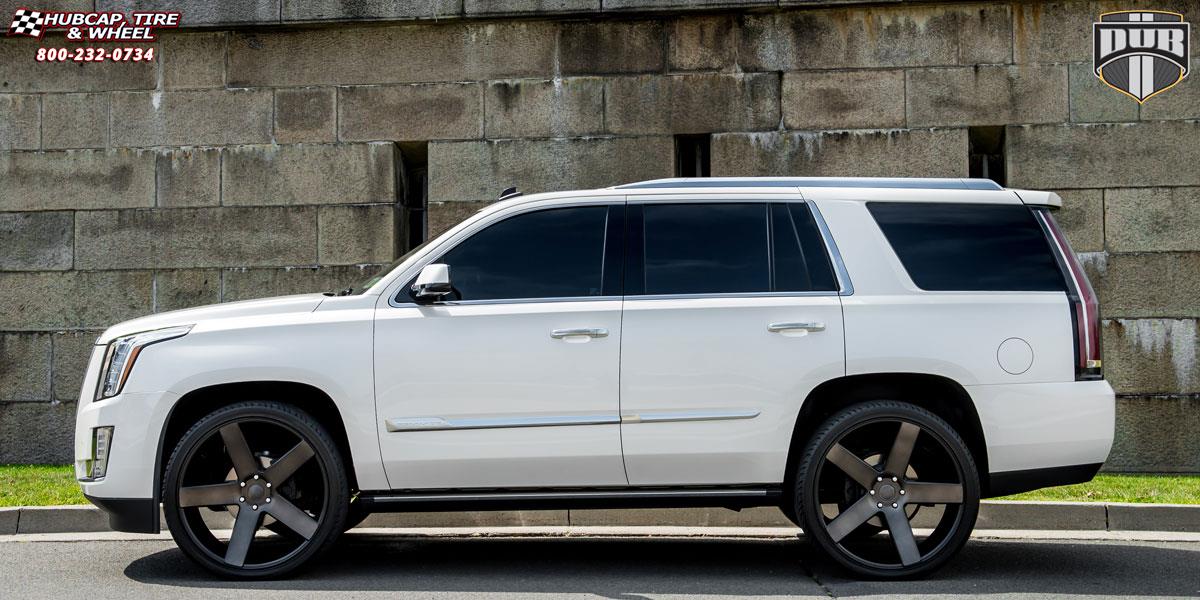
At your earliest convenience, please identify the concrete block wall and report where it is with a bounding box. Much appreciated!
[0,0,1197,471]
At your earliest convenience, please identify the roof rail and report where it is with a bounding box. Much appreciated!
[614,177,1003,191]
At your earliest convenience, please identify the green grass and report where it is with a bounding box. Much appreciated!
[0,465,88,507]
[998,473,1200,504]
[1,466,1197,507]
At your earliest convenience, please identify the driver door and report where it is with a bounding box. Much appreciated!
[372,201,628,490]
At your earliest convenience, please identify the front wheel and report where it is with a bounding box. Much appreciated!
[162,401,349,579]
[794,401,980,579]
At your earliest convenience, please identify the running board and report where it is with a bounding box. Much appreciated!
[357,486,783,513]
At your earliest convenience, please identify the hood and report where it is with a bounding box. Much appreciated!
[95,293,328,345]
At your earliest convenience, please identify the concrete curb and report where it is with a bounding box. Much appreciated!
[3,501,1200,535]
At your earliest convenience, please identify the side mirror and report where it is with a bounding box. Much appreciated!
[411,263,452,302]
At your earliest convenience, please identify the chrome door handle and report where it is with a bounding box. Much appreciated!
[768,322,825,333]
[551,328,609,339]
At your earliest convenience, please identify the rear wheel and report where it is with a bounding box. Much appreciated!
[794,400,979,579]
[163,401,349,579]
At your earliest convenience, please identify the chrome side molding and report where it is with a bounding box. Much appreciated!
[386,409,760,432]
[621,409,761,424]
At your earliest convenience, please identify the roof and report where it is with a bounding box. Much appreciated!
[615,177,1004,191]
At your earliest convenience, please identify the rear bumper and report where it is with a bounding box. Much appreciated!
[84,494,160,534]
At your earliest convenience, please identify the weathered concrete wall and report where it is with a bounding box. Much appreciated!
[0,0,1197,471]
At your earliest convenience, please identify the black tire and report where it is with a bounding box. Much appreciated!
[793,400,979,579]
[162,401,349,579]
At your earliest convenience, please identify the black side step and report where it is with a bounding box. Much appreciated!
[357,486,783,513]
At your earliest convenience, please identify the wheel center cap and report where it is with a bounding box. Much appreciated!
[877,483,897,502]
[245,483,268,502]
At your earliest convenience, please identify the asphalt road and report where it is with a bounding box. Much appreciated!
[2,532,1199,599]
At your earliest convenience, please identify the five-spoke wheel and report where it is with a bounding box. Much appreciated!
[794,400,980,578]
[163,401,349,578]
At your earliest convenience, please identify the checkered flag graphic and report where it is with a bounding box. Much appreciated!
[8,8,45,38]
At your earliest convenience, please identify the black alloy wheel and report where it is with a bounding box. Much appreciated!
[794,400,980,579]
[162,401,349,579]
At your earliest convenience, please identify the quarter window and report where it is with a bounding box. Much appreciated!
[433,206,611,301]
[867,202,1066,292]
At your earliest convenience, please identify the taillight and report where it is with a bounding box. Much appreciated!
[1035,209,1102,380]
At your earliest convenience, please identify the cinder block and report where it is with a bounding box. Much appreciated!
[97,0,280,26]
[52,331,98,403]
[668,14,735,71]
[1103,319,1200,395]
[0,149,156,211]
[110,89,273,147]
[283,0,459,21]
[222,143,396,206]
[0,401,75,463]
[738,6,961,71]
[484,78,604,139]
[0,333,52,403]
[568,507,792,527]
[428,201,490,239]
[975,501,1106,530]
[1091,253,1200,319]
[0,212,73,271]
[1068,62,1138,123]
[0,94,40,150]
[1139,69,1200,120]
[0,271,153,330]
[41,93,109,150]
[1107,396,1200,473]
[0,507,17,535]
[318,205,397,265]
[1007,122,1200,189]
[161,32,227,90]
[156,148,220,208]
[1105,187,1200,252]
[1107,504,1200,532]
[711,129,968,178]
[357,510,569,528]
[428,137,674,203]
[782,70,905,130]
[75,207,319,269]
[1013,1,1093,64]
[154,269,220,311]
[906,65,1068,127]
[228,22,557,87]
[559,20,664,75]
[0,36,155,93]
[18,506,109,534]
[605,72,779,135]
[275,88,337,144]
[222,265,384,301]
[339,83,483,142]
[1050,189,1103,253]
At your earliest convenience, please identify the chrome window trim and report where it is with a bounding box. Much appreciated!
[623,291,838,302]
[388,295,622,309]
[806,201,855,296]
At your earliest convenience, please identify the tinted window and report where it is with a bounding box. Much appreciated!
[435,206,609,301]
[772,203,839,292]
[642,203,770,295]
[867,202,1065,292]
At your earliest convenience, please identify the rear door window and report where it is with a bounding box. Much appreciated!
[867,202,1065,292]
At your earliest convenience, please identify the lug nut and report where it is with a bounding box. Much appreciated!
[252,504,258,510]
[892,503,898,508]
[253,475,260,480]
[265,498,271,503]
[900,490,906,495]
[239,482,245,488]
[266,483,271,488]
[877,502,883,508]
[876,476,883,482]
[239,496,245,502]
[891,476,898,482]
[869,490,876,495]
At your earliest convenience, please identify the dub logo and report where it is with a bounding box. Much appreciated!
[1094,10,1190,103]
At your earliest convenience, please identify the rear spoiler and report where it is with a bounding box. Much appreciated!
[1011,189,1063,209]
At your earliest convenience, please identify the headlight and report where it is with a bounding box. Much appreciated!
[97,325,192,400]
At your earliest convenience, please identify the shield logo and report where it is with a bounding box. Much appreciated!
[1094,10,1190,103]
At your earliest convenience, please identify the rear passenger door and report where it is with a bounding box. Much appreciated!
[618,198,847,486]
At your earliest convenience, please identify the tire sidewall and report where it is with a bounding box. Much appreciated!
[162,401,349,579]
[794,401,980,579]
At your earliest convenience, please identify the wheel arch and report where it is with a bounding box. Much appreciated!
[784,373,990,498]
[154,380,358,512]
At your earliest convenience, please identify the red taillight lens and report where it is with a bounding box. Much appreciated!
[1037,210,1102,380]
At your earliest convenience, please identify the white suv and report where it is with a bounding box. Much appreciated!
[74,177,1114,579]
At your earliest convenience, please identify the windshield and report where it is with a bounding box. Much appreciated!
[346,239,435,295]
